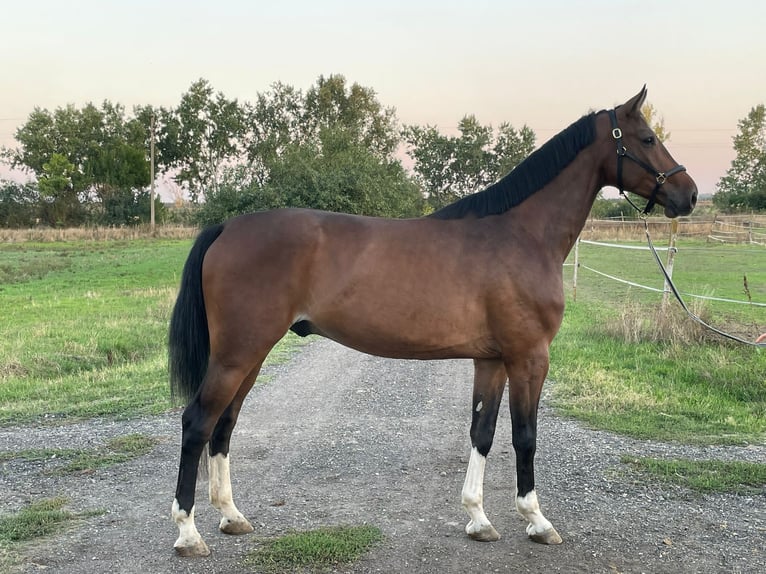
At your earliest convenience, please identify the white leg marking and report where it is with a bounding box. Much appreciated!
[172,499,208,555]
[461,447,499,540]
[516,490,554,536]
[209,453,253,534]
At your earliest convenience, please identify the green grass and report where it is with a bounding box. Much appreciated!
[245,525,383,573]
[568,237,766,326]
[551,236,765,445]
[0,433,158,474]
[0,498,74,543]
[621,455,766,494]
[0,239,305,425]
[0,498,104,568]
[549,302,765,445]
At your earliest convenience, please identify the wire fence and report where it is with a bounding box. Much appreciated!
[572,238,766,308]
[565,221,766,342]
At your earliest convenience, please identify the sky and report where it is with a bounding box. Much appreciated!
[2,0,765,197]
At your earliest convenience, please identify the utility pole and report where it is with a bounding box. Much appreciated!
[150,113,156,233]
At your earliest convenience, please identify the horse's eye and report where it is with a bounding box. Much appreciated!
[643,136,656,146]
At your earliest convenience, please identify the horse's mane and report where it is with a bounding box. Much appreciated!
[429,112,599,220]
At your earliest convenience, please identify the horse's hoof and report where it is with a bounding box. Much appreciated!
[174,539,211,557]
[466,522,501,542]
[528,527,562,545]
[220,516,255,535]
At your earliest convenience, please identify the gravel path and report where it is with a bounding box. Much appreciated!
[1,338,764,573]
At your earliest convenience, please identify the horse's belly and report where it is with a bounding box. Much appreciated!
[310,310,500,360]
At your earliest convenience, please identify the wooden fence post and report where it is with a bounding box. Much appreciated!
[573,236,580,302]
[662,219,679,310]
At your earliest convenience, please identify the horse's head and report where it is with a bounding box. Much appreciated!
[603,87,697,217]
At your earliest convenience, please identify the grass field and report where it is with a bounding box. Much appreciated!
[567,237,766,326]
[0,232,763,447]
[553,235,765,445]
[0,238,302,425]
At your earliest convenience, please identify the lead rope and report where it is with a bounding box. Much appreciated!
[640,218,765,347]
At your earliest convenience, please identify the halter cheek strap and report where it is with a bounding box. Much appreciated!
[607,109,686,215]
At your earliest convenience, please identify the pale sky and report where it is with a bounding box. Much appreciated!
[2,0,765,196]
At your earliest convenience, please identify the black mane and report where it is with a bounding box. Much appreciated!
[429,112,598,220]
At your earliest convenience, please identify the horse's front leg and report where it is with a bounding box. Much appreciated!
[462,358,507,541]
[506,349,562,544]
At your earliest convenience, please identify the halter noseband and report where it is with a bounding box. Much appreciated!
[607,109,686,215]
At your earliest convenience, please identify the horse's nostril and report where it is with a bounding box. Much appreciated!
[691,190,698,208]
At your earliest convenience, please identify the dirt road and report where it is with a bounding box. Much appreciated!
[1,338,763,573]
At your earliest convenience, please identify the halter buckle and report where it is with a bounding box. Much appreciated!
[611,127,622,140]
[656,173,667,185]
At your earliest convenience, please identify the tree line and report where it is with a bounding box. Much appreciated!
[1,76,763,228]
[0,75,535,228]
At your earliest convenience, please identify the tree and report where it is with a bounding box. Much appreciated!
[242,82,307,186]
[11,105,90,193]
[194,165,286,226]
[240,75,401,188]
[199,127,423,225]
[403,116,535,210]
[0,180,39,227]
[641,103,670,142]
[157,79,245,202]
[714,104,766,212]
[303,75,400,159]
[37,153,83,226]
[9,101,153,223]
[196,75,415,222]
[266,127,422,217]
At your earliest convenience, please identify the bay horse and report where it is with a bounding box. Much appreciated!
[169,87,697,556]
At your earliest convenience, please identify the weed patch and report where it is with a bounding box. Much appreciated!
[0,498,74,543]
[0,433,158,474]
[621,456,766,494]
[245,525,383,573]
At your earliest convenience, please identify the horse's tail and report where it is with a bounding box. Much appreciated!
[169,223,225,405]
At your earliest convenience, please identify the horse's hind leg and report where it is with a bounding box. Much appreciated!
[462,358,507,542]
[208,363,262,535]
[172,359,262,556]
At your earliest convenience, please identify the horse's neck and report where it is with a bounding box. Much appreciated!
[508,148,604,261]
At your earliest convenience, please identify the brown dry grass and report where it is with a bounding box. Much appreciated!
[580,215,766,242]
[0,225,198,243]
[3,214,764,244]
[604,297,714,345]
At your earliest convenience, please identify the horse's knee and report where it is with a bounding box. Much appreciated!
[470,398,503,456]
[471,432,493,457]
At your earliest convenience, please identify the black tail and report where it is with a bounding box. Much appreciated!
[169,224,225,405]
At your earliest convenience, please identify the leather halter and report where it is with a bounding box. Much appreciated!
[607,109,687,215]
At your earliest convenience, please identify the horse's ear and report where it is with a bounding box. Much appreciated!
[624,85,648,116]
